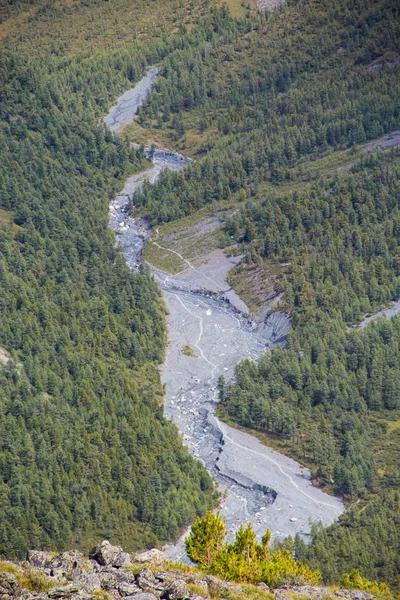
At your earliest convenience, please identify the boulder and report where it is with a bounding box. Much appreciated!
[89,540,130,568]
[48,584,82,598]
[99,567,136,591]
[134,549,168,566]
[28,550,53,569]
[136,567,157,590]
[118,582,142,596]
[257,581,271,592]
[111,567,137,584]
[51,551,85,574]
[113,552,131,568]
[126,594,158,600]
[98,572,118,592]
[155,571,181,582]
[71,570,101,592]
[163,579,188,600]
[0,570,18,596]
[289,585,334,598]
[336,591,375,600]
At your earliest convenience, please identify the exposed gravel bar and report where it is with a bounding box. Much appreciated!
[105,71,344,560]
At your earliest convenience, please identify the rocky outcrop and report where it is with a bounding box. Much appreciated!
[89,541,130,568]
[279,586,376,600]
[0,542,381,600]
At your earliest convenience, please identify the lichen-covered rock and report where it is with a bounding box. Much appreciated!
[28,551,53,570]
[204,574,242,594]
[163,579,188,600]
[48,584,82,598]
[71,570,101,593]
[113,552,131,568]
[118,582,142,596]
[155,571,182,583]
[126,594,158,600]
[0,570,19,596]
[89,541,130,568]
[136,567,157,591]
[51,551,85,573]
[98,567,136,591]
[134,549,168,566]
[336,591,375,600]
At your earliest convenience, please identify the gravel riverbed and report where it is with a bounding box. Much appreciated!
[106,71,344,559]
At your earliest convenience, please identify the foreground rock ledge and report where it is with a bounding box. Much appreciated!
[0,541,376,600]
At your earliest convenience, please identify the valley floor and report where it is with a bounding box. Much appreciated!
[106,72,344,560]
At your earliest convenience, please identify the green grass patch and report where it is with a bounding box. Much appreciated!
[0,209,10,226]
[181,345,196,357]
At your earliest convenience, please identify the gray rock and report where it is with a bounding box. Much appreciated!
[127,594,158,600]
[87,542,130,568]
[289,585,335,598]
[113,552,131,568]
[98,572,118,591]
[275,593,292,600]
[118,582,142,596]
[336,591,375,600]
[155,571,181,582]
[257,581,271,591]
[136,567,157,591]
[50,551,85,575]
[0,570,18,596]
[28,550,53,569]
[163,579,188,600]
[114,568,137,584]
[71,570,101,592]
[48,584,81,598]
[134,549,168,566]
[89,540,123,567]
[99,567,136,591]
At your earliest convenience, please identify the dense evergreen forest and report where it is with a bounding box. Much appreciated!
[0,0,229,556]
[219,155,400,589]
[132,0,400,222]
[130,0,400,591]
[2,0,400,592]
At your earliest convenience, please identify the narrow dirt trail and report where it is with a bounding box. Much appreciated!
[152,239,232,294]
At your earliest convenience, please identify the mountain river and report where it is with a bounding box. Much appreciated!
[105,69,344,559]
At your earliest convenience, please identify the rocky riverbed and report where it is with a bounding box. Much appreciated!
[106,70,344,559]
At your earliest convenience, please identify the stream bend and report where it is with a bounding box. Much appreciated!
[106,69,344,560]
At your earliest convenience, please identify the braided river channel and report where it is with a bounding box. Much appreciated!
[105,70,344,560]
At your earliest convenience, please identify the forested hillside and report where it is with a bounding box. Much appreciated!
[129,0,400,591]
[2,0,400,592]
[0,0,225,557]
[132,0,400,222]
